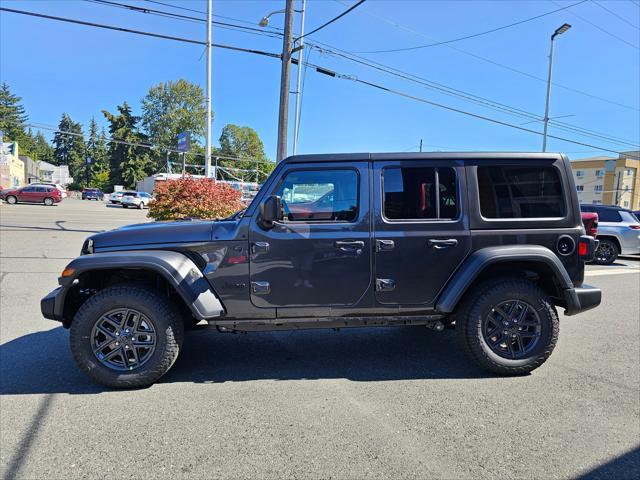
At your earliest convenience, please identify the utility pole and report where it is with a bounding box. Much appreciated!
[419,139,423,152]
[205,0,213,178]
[542,23,571,152]
[276,0,295,162]
[292,0,306,156]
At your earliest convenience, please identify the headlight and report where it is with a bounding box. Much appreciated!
[81,238,94,255]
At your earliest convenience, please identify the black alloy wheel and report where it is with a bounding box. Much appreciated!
[91,308,157,372]
[593,239,618,265]
[482,300,541,359]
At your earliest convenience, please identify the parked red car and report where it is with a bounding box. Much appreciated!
[0,184,62,206]
[581,211,598,237]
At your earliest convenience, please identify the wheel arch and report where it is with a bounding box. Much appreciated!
[436,245,573,314]
[58,250,224,327]
[594,234,621,252]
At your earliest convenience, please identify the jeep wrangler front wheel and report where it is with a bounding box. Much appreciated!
[456,278,559,375]
[70,284,184,388]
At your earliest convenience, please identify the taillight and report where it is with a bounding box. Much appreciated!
[629,225,640,230]
[578,241,588,257]
[578,235,595,261]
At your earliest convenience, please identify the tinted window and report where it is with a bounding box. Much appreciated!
[35,187,46,192]
[276,169,358,222]
[123,192,137,197]
[594,208,622,222]
[478,165,565,218]
[383,166,458,220]
[22,186,36,192]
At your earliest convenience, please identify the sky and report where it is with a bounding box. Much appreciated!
[1,0,639,162]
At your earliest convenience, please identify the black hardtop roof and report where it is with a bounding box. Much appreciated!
[284,152,565,163]
[580,203,633,212]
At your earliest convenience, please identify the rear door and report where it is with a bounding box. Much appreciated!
[372,158,471,306]
[248,161,371,309]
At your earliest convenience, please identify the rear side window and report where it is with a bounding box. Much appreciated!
[382,167,458,220]
[477,165,565,219]
[594,208,622,222]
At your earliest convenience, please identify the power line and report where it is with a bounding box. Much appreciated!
[0,6,282,60]
[86,0,284,39]
[356,0,588,53]
[7,6,637,154]
[335,1,640,112]
[84,0,640,138]
[28,123,274,165]
[591,0,639,30]
[302,43,640,147]
[550,0,639,49]
[305,61,637,154]
[295,0,366,42]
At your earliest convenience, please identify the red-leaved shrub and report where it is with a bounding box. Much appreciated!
[148,176,244,221]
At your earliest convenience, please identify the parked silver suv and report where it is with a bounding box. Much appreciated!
[580,204,640,264]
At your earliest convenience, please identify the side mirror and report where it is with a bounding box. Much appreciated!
[258,195,283,229]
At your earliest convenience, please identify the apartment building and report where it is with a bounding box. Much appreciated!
[571,151,640,210]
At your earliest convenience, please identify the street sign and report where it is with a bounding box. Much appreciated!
[177,132,191,152]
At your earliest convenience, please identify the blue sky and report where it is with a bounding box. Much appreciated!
[1,0,639,161]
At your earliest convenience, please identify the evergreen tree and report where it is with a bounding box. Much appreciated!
[53,113,86,183]
[86,117,108,183]
[103,102,151,188]
[31,131,55,163]
[0,82,28,142]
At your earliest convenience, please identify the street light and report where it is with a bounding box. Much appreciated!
[542,23,571,152]
[258,9,285,27]
[258,2,295,162]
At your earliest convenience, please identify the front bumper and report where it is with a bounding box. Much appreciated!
[563,285,602,316]
[41,286,67,323]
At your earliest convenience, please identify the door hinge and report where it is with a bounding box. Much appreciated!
[251,242,270,254]
[375,278,396,292]
[251,281,271,295]
[376,239,395,252]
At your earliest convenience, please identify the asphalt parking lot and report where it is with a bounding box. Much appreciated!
[1,198,639,479]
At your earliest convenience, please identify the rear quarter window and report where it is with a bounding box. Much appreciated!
[477,165,566,219]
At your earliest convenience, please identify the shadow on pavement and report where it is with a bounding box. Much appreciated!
[576,445,640,479]
[164,326,490,384]
[0,325,489,394]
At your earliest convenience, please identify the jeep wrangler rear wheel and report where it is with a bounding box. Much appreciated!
[456,278,559,375]
[70,284,184,388]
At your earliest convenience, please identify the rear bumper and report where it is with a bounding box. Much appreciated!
[563,285,601,316]
[40,286,66,323]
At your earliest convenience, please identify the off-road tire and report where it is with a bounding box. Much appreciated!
[43,197,54,206]
[593,238,618,265]
[456,278,559,375]
[70,284,184,388]
[5,195,17,204]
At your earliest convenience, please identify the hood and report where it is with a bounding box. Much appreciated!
[89,219,242,251]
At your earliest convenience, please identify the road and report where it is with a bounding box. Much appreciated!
[1,199,639,479]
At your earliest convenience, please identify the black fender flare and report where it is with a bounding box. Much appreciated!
[58,250,224,320]
[435,245,573,313]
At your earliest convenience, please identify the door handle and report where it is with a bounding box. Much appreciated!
[428,239,458,249]
[334,240,365,255]
[251,242,270,254]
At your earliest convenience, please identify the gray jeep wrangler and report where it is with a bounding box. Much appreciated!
[42,153,601,388]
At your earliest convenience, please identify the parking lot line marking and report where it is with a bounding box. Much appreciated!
[585,269,640,277]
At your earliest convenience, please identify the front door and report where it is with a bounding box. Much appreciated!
[372,158,471,306]
[249,162,371,309]
[17,186,38,202]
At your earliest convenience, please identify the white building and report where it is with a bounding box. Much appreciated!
[38,161,74,186]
